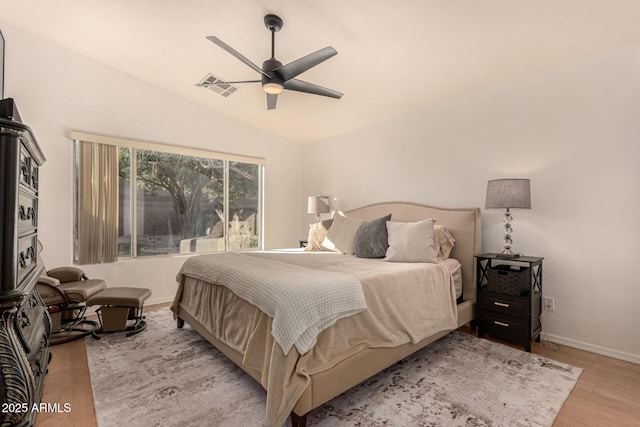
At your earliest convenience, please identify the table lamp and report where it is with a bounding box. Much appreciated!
[485,179,531,258]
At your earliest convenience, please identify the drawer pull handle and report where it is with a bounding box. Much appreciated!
[19,206,34,220]
[19,252,27,268]
[21,162,30,181]
[494,302,510,308]
[494,321,510,327]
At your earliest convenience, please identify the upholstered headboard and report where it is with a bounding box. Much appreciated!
[346,202,481,301]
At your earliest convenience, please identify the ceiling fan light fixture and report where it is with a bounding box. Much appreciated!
[203,14,341,109]
[263,82,284,94]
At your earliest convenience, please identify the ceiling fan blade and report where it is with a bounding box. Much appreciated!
[195,80,261,87]
[284,79,343,99]
[267,93,278,110]
[206,36,269,78]
[278,46,337,82]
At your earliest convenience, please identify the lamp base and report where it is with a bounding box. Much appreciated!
[496,252,520,259]
[497,208,520,259]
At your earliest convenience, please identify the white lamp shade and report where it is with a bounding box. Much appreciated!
[307,196,330,214]
[485,179,531,209]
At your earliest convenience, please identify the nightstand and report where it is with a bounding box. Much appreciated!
[476,253,543,352]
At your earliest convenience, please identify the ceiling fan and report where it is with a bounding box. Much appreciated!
[197,14,343,110]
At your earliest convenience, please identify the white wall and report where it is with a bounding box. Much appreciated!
[2,24,304,304]
[303,44,640,363]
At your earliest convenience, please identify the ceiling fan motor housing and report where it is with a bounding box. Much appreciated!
[262,58,284,87]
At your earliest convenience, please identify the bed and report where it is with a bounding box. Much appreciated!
[170,202,481,427]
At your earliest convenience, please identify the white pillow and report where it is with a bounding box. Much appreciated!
[322,212,367,254]
[304,221,333,252]
[385,218,437,263]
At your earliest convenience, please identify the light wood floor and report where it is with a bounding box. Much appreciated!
[36,304,640,427]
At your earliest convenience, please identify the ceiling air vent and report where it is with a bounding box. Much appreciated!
[198,73,240,97]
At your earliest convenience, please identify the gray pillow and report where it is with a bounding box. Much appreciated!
[354,214,392,258]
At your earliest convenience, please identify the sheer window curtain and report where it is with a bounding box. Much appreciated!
[77,141,118,264]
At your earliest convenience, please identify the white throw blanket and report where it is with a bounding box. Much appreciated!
[176,253,367,355]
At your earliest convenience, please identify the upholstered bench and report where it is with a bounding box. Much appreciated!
[87,287,152,337]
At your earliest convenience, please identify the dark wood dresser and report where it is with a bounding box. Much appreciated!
[0,99,51,426]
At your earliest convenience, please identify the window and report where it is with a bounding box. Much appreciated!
[72,132,264,263]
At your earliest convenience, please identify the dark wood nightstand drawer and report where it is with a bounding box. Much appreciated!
[478,292,529,318]
[478,312,528,341]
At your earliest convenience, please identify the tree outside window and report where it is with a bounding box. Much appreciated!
[117,148,261,257]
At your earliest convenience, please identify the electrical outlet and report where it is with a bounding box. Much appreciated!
[543,297,555,312]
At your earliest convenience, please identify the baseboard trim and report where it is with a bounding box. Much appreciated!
[545,333,640,365]
[145,296,174,307]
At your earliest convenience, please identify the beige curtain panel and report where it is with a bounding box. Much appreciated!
[77,141,118,264]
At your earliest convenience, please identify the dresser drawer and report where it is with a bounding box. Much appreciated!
[30,161,39,192]
[478,292,529,318]
[19,145,39,192]
[15,283,49,356]
[19,146,33,188]
[18,190,38,235]
[17,234,38,284]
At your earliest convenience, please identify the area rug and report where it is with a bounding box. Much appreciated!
[86,308,582,426]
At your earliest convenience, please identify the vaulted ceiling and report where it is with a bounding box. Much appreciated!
[2,1,640,144]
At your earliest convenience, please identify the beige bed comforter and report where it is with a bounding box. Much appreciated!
[176,253,367,355]
[171,251,459,427]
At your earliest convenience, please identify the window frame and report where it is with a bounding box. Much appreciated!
[71,131,265,263]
